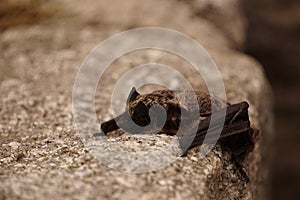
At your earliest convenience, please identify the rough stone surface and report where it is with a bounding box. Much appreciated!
[0,0,273,199]
[184,0,248,48]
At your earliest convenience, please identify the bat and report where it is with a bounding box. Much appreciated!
[96,87,259,182]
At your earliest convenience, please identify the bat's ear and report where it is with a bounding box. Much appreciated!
[126,87,140,105]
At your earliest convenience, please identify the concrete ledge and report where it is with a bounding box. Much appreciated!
[0,0,273,199]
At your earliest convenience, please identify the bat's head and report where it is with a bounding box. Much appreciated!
[126,87,151,127]
[125,87,180,132]
[100,87,178,135]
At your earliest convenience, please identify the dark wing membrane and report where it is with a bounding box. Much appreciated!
[180,102,253,157]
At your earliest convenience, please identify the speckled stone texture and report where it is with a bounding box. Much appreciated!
[0,0,273,199]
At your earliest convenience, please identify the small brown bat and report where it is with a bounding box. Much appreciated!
[97,87,259,182]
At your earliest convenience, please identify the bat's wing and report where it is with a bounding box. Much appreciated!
[179,102,253,155]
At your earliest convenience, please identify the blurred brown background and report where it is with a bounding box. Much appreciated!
[0,0,299,199]
[242,0,300,199]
